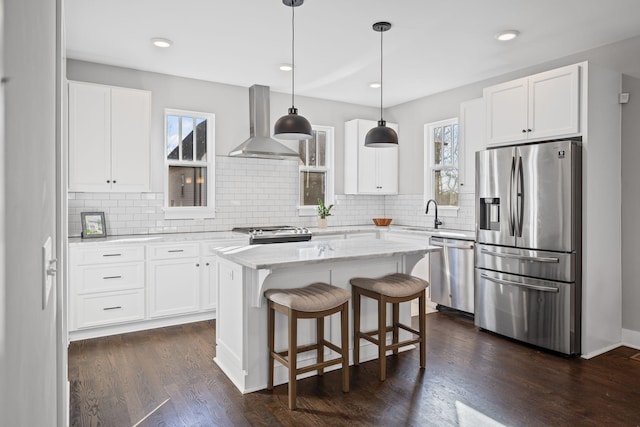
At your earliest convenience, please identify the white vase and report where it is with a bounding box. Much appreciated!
[318,218,328,229]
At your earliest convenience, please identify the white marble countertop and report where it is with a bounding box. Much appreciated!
[214,237,441,270]
[68,231,247,247]
[67,224,474,246]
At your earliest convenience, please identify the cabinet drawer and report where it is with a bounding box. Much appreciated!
[147,243,199,260]
[73,245,145,265]
[74,262,144,294]
[75,290,145,329]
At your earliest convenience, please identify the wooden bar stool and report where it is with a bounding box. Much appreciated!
[350,273,429,381]
[264,282,351,410]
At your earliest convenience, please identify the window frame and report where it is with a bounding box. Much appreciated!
[298,125,335,217]
[163,108,216,219]
[424,118,460,214]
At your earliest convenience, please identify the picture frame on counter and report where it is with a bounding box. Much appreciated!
[81,211,107,238]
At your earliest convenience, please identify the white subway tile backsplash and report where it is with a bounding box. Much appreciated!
[68,156,475,236]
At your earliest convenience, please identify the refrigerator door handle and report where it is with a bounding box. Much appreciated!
[480,273,560,293]
[480,248,560,263]
[516,154,524,237]
[508,156,516,236]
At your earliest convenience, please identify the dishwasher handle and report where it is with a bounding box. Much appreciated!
[429,237,474,250]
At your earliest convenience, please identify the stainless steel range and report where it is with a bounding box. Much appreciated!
[232,226,312,245]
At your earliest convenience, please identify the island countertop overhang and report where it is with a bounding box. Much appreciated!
[213,237,440,270]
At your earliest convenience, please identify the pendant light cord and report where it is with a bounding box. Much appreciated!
[380,28,384,122]
[291,3,295,108]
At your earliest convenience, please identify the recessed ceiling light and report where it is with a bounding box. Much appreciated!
[495,30,520,41]
[151,38,173,48]
[279,63,293,71]
[369,82,381,89]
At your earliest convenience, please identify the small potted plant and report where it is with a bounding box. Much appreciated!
[317,198,333,229]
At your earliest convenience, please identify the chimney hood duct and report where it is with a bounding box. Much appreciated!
[229,85,300,159]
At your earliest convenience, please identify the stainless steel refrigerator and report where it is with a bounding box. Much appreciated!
[475,140,581,355]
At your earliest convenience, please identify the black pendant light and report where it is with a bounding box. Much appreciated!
[365,21,398,147]
[274,0,313,140]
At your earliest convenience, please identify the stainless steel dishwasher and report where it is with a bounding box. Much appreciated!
[429,236,475,314]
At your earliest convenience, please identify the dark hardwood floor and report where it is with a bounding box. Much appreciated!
[68,313,640,426]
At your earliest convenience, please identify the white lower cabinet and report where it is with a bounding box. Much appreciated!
[147,257,201,318]
[76,290,145,329]
[69,238,247,340]
[70,245,145,331]
[201,256,217,311]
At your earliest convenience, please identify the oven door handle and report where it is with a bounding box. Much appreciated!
[480,273,559,293]
[480,248,559,263]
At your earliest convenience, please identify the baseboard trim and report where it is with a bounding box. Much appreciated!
[581,341,622,359]
[622,328,640,350]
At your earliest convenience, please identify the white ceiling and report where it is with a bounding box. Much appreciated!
[65,0,640,107]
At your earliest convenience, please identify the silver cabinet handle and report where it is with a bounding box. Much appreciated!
[103,275,122,280]
[103,306,122,311]
[103,253,122,257]
[480,273,559,293]
[480,248,559,263]
[168,249,184,253]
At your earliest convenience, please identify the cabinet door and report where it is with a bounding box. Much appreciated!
[345,119,399,194]
[375,123,399,194]
[357,120,398,194]
[201,256,217,311]
[484,77,528,145]
[356,119,380,194]
[528,64,579,140]
[459,98,485,194]
[110,88,151,192]
[148,258,200,318]
[68,82,111,191]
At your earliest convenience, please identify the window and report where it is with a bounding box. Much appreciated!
[424,118,459,208]
[298,126,334,216]
[164,109,215,218]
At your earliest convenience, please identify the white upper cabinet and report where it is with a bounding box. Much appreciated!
[68,81,151,192]
[458,98,485,194]
[484,64,580,146]
[344,119,399,195]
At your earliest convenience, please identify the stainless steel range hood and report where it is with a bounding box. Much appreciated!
[229,85,300,159]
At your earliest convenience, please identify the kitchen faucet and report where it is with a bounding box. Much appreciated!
[425,199,443,229]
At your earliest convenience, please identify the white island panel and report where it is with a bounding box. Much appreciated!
[214,238,440,393]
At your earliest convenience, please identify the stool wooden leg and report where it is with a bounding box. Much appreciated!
[418,290,426,369]
[267,301,275,391]
[341,301,350,392]
[392,302,399,356]
[288,309,298,410]
[317,316,324,376]
[378,296,387,381]
[353,288,361,366]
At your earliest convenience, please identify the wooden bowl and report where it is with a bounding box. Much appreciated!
[372,218,392,227]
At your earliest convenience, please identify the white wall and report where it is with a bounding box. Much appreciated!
[1,0,59,425]
[387,35,640,196]
[66,59,380,195]
[621,75,640,340]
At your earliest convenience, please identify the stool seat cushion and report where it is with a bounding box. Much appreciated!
[264,283,351,312]
[350,273,428,298]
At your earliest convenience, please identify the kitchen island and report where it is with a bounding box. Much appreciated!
[213,237,440,393]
